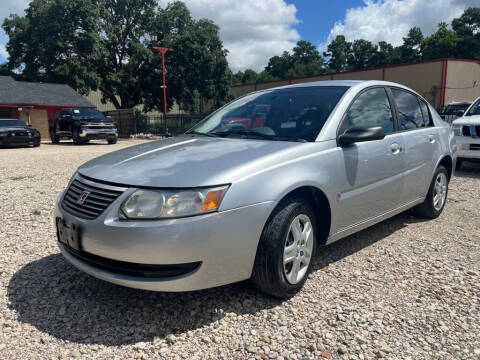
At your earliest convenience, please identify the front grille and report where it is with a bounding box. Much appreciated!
[62,176,125,219]
[63,244,201,278]
[471,144,480,151]
[85,125,115,130]
[462,126,471,136]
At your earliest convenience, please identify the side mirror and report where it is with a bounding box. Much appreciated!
[455,110,465,117]
[27,124,32,127]
[338,126,385,147]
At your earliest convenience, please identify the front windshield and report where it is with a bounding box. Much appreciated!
[0,120,27,128]
[190,86,348,142]
[72,109,106,119]
[466,99,480,116]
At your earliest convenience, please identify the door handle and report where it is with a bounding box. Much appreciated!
[390,143,402,154]
[428,134,436,143]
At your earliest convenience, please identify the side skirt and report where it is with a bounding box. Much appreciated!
[325,197,424,245]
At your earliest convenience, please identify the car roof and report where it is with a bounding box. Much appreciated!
[269,79,415,92]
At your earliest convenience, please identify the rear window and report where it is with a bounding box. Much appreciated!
[0,120,27,128]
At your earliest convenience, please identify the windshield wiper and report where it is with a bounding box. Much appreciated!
[211,129,276,140]
[186,131,219,137]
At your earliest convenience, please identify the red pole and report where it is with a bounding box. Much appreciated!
[161,51,168,134]
[152,46,173,136]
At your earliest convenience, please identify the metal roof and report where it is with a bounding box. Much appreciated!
[0,76,93,108]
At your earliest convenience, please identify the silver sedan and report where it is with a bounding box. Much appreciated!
[55,80,456,298]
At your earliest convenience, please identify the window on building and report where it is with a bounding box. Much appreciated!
[0,108,13,118]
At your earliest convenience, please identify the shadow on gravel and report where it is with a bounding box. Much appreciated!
[8,212,424,346]
[454,162,480,179]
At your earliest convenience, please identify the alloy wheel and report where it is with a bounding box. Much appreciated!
[283,214,314,284]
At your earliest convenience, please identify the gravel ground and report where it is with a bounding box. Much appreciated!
[1,140,479,360]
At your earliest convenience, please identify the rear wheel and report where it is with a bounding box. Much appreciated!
[108,138,117,144]
[251,197,316,298]
[33,142,40,147]
[413,165,448,219]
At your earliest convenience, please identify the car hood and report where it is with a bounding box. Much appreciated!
[78,135,304,187]
[0,126,30,132]
[453,115,480,125]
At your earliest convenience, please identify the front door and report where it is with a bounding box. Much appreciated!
[332,87,406,233]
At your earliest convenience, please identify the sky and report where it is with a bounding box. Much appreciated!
[0,0,478,72]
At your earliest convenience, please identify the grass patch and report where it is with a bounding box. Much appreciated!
[32,210,41,216]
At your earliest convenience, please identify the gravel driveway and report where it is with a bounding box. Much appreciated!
[1,140,479,360]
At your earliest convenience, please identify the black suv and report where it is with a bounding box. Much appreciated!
[0,119,41,147]
[49,108,118,145]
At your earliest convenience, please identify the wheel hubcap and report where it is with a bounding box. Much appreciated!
[283,214,314,284]
[433,172,447,211]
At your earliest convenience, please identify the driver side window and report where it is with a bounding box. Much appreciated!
[343,88,394,134]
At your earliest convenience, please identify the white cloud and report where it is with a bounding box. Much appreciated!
[164,0,300,72]
[321,0,478,51]
[0,0,30,61]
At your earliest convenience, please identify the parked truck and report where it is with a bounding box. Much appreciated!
[49,108,118,145]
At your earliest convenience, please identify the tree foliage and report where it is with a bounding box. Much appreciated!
[232,7,480,86]
[2,0,231,111]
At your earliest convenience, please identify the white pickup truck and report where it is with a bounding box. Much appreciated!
[452,97,480,170]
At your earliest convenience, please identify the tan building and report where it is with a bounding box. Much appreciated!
[85,90,185,115]
[231,58,480,110]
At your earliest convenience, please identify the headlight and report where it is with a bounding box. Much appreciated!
[120,186,229,219]
[452,125,462,136]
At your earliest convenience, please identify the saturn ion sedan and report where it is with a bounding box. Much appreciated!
[55,80,456,298]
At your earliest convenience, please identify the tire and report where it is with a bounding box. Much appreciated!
[33,142,40,147]
[412,165,449,219]
[455,159,463,171]
[72,128,83,145]
[108,138,117,144]
[251,197,317,298]
[50,132,59,144]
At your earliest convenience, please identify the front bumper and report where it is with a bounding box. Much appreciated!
[455,135,480,159]
[80,128,118,140]
[0,135,37,146]
[55,190,274,291]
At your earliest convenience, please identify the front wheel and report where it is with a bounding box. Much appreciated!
[413,165,448,219]
[108,138,117,144]
[251,197,317,298]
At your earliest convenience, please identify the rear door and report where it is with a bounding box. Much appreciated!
[333,87,406,231]
[389,88,437,201]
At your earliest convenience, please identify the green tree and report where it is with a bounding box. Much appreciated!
[241,69,258,84]
[265,51,292,79]
[324,35,352,72]
[2,0,231,111]
[452,7,480,60]
[348,39,378,69]
[422,22,459,60]
[400,27,424,63]
[3,0,100,93]
[370,41,396,66]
